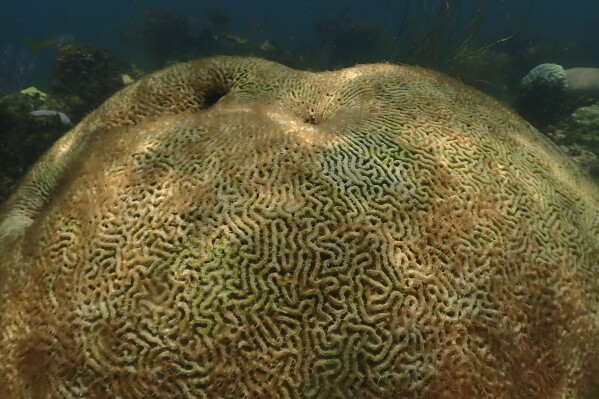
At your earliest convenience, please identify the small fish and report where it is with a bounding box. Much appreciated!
[30,110,72,126]
[24,34,74,56]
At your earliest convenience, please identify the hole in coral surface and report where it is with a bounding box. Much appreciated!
[303,114,318,125]
[202,85,228,109]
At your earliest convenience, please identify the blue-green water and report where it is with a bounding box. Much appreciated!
[1,0,598,88]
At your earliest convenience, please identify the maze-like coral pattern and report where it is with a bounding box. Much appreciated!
[1,57,598,399]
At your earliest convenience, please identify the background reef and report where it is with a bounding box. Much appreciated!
[0,0,599,200]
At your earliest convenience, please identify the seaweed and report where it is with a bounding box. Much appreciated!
[384,0,535,67]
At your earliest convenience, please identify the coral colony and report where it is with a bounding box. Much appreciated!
[1,57,598,398]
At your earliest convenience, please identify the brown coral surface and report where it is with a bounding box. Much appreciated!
[0,56,598,399]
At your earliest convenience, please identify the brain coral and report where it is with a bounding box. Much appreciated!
[0,56,598,399]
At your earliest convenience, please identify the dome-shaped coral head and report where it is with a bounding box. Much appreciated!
[520,62,568,95]
[517,63,570,127]
[1,56,599,399]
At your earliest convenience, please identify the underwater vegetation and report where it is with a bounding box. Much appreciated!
[381,0,530,67]
[312,9,390,70]
[0,43,34,96]
[123,5,256,66]
[123,0,535,72]
[123,8,204,64]
[0,56,597,399]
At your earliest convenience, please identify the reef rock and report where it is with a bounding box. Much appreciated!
[0,89,71,203]
[0,57,598,399]
[544,104,599,180]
